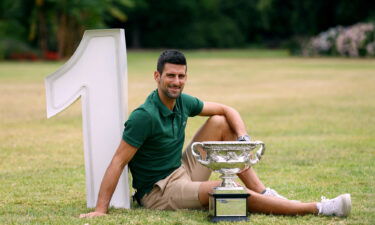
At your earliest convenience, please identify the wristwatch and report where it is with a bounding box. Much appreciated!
[237,135,251,142]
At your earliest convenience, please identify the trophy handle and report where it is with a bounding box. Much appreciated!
[191,142,209,165]
[249,141,266,165]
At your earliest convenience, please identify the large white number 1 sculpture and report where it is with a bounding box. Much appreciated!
[45,29,130,208]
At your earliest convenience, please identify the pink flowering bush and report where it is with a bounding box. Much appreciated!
[303,23,375,57]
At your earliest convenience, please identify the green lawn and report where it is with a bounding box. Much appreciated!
[0,50,374,224]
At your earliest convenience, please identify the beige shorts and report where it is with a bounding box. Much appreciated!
[141,143,212,210]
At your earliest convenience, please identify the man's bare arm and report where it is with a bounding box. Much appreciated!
[199,101,248,138]
[79,140,137,218]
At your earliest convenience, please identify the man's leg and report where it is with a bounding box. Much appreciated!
[237,168,266,193]
[183,115,265,192]
[198,181,318,215]
[189,116,351,216]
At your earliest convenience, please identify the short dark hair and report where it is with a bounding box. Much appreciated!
[157,50,187,74]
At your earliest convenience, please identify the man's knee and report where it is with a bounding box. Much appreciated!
[193,115,236,142]
[207,115,236,139]
[207,115,229,129]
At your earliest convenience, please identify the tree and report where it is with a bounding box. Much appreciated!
[29,0,133,58]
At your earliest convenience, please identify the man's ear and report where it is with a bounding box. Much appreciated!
[154,71,161,82]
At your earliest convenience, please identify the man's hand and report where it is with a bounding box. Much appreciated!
[79,140,137,219]
[79,211,107,218]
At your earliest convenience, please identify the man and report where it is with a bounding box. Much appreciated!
[80,50,351,218]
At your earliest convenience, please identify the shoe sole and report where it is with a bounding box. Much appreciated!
[339,194,352,217]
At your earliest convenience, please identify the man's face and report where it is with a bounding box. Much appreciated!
[155,63,187,99]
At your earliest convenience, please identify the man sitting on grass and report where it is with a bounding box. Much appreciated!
[80,50,351,218]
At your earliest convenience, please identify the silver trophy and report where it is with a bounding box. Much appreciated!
[191,141,265,222]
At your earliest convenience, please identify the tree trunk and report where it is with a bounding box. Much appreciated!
[57,13,84,58]
[37,8,48,54]
[57,13,67,58]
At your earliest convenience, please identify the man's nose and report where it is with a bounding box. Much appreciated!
[171,76,182,84]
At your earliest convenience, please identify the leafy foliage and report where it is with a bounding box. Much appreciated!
[0,0,132,58]
[0,0,375,58]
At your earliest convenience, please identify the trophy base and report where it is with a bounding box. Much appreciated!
[210,215,248,223]
[208,192,250,223]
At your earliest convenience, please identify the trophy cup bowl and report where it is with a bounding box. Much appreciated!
[191,141,265,222]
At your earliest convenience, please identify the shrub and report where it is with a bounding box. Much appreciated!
[303,23,375,57]
[0,38,40,60]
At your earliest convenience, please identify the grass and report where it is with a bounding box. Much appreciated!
[0,49,374,224]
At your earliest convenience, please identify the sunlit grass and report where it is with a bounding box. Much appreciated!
[0,50,374,224]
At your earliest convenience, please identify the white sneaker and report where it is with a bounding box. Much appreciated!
[317,194,351,217]
[263,187,288,200]
[263,187,301,202]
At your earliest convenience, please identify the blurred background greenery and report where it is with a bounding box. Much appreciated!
[1,0,374,59]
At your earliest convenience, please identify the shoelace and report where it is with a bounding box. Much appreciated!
[321,196,329,202]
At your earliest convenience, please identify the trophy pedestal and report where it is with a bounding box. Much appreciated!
[208,192,250,222]
[191,141,265,223]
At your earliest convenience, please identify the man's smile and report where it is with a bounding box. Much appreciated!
[168,85,181,91]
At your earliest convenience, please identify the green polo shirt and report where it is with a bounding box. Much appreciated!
[122,89,203,200]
